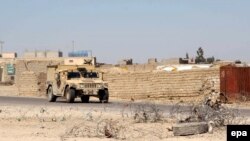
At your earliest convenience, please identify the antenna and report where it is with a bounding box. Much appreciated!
[0,40,4,55]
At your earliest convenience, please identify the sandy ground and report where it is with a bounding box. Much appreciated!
[0,104,230,141]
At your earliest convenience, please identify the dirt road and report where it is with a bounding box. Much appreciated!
[1,96,250,117]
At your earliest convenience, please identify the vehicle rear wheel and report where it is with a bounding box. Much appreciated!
[99,89,109,103]
[66,88,75,103]
[81,96,90,103]
[47,86,57,102]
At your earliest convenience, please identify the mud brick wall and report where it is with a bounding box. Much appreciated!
[18,71,39,96]
[15,59,63,83]
[37,72,47,96]
[103,68,220,100]
[15,59,63,96]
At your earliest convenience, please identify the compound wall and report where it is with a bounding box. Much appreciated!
[14,58,220,100]
[103,68,220,100]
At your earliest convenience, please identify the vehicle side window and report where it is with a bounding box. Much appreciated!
[54,73,60,81]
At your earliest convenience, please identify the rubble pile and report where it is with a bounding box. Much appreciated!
[181,90,234,127]
[171,90,236,136]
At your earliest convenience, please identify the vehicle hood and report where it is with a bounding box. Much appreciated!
[66,79,107,84]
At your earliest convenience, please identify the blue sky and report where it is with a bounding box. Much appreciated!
[0,0,249,63]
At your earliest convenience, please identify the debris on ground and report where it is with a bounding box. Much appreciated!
[133,103,163,123]
[171,90,236,136]
[173,122,208,136]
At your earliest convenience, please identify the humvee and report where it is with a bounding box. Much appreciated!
[46,65,109,103]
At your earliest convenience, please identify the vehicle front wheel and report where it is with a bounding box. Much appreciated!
[99,89,109,103]
[81,96,90,103]
[66,88,75,103]
[47,86,57,102]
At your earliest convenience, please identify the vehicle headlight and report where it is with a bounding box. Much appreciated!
[80,84,84,88]
[97,84,102,88]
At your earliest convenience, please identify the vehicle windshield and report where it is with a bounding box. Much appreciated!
[67,72,81,79]
[82,72,99,78]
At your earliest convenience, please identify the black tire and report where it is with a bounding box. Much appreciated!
[99,89,109,103]
[81,96,90,103]
[66,88,75,103]
[47,86,57,102]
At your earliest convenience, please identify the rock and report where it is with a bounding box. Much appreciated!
[208,121,214,134]
[173,122,208,136]
[51,118,57,122]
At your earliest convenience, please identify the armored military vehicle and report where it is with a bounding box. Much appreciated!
[46,65,109,103]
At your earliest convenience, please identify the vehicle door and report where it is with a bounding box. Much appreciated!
[53,72,66,96]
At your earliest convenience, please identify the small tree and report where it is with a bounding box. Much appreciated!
[195,47,206,64]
